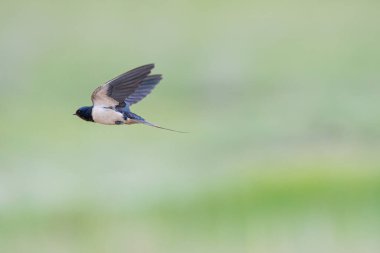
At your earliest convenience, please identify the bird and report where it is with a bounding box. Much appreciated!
[74,64,185,133]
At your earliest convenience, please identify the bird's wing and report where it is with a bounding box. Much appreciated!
[125,74,162,106]
[91,64,155,107]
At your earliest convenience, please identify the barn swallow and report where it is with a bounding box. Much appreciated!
[74,64,185,133]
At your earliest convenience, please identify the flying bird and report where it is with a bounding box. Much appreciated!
[74,64,185,133]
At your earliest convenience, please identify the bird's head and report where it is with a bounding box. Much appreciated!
[74,106,94,122]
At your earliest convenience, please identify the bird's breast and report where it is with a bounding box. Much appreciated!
[92,106,125,125]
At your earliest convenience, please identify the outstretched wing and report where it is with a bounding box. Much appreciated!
[125,74,162,106]
[91,64,155,107]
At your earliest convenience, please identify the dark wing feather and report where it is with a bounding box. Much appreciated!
[106,64,154,103]
[91,64,155,106]
[125,74,162,105]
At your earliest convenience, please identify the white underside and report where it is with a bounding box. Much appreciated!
[92,106,125,125]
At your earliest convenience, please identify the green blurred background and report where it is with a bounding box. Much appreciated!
[1,0,380,252]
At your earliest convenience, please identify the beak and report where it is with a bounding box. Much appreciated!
[73,113,76,115]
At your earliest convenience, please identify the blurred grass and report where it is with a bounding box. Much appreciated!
[0,0,380,252]
[1,162,380,253]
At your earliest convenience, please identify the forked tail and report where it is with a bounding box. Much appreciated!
[124,111,187,133]
[141,120,187,133]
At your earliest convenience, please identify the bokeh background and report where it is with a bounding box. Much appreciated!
[1,0,380,252]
